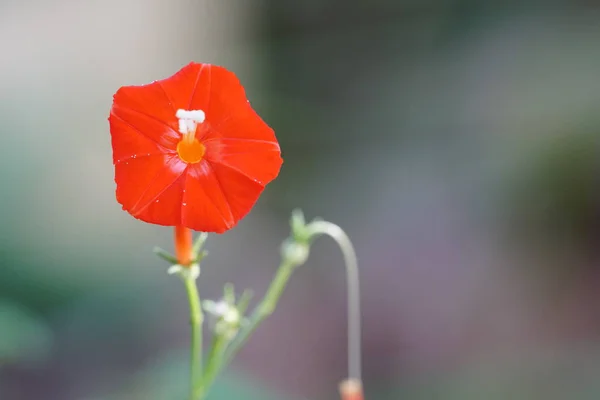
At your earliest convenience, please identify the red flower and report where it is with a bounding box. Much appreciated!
[109,62,282,233]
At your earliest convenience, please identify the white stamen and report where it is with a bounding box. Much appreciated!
[176,109,205,122]
[176,109,206,135]
[185,120,196,133]
[178,119,189,134]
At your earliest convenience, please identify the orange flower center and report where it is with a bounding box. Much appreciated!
[175,109,206,164]
[177,137,206,164]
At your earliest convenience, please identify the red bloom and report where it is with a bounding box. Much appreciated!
[109,62,282,233]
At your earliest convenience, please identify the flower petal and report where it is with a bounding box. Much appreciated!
[159,63,251,134]
[109,112,174,164]
[204,137,282,185]
[111,83,182,150]
[115,154,187,223]
[189,65,252,131]
[210,162,265,222]
[158,62,211,112]
[181,161,236,232]
[134,173,186,226]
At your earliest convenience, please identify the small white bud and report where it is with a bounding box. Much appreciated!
[203,299,241,339]
[281,240,310,266]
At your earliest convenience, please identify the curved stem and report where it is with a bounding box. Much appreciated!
[196,215,362,399]
[307,221,361,381]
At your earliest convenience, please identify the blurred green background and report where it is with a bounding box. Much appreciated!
[3,0,600,399]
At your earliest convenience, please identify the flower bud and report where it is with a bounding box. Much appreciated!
[281,239,310,266]
[203,299,242,339]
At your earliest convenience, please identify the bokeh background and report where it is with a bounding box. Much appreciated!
[2,0,600,399]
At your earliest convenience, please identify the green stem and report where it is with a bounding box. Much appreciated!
[211,259,296,381]
[185,213,361,399]
[183,275,203,400]
[200,334,228,395]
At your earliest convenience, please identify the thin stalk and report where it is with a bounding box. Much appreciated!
[183,275,203,400]
[219,259,296,372]
[200,334,229,395]
[194,216,362,399]
[306,221,361,381]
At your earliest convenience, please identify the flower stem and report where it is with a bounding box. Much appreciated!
[306,221,362,381]
[184,274,203,400]
[174,226,204,400]
[200,334,228,394]
[187,212,362,399]
[209,259,296,382]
